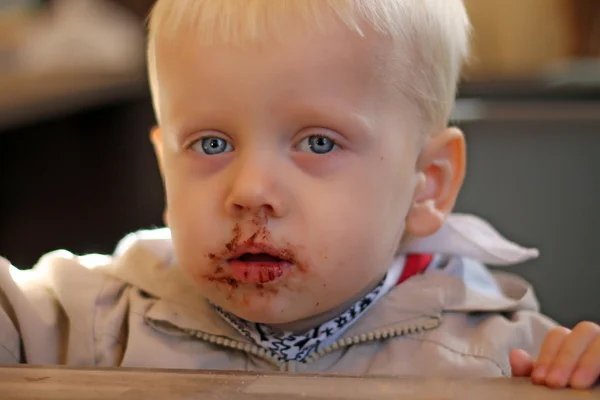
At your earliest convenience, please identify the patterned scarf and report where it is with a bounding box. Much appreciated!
[211,260,403,362]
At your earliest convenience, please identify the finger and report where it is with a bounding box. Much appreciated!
[546,322,600,389]
[532,326,570,385]
[510,349,534,377]
[571,335,600,389]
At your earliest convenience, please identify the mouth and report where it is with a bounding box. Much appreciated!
[226,246,294,284]
[237,253,284,263]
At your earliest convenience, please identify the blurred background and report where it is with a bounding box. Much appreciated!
[0,0,599,327]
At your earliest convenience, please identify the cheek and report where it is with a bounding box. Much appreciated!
[320,192,407,260]
[162,166,224,267]
[163,156,220,223]
[304,165,414,283]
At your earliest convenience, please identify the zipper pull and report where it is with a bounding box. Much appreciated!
[281,360,298,372]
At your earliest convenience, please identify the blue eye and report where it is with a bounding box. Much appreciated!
[298,135,338,154]
[193,137,233,155]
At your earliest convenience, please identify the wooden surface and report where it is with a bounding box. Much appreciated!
[0,365,598,400]
[0,70,147,130]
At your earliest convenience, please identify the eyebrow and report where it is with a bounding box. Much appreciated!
[277,99,376,139]
[164,94,378,148]
[166,107,238,140]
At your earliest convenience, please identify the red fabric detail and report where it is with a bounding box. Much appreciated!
[396,254,434,285]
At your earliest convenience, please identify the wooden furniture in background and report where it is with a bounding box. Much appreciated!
[463,0,574,78]
[568,0,600,57]
[0,71,147,130]
[462,0,600,78]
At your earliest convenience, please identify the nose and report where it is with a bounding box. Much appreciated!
[224,152,289,218]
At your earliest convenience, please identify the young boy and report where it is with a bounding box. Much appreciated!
[1,0,598,390]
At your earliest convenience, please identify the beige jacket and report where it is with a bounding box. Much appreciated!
[0,214,557,377]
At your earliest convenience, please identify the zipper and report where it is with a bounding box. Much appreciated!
[302,316,440,365]
[178,315,441,370]
[180,329,285,367]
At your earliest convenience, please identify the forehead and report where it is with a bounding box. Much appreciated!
[152,20,410,128]
[155,19,422,128]
[157,22,385,80]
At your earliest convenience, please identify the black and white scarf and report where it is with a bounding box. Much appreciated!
[211,259,404,362]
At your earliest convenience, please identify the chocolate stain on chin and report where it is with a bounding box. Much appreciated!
[207,276,239,289]
[255,283,279,298]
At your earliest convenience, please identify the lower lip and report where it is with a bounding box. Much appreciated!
[228,260,292,283]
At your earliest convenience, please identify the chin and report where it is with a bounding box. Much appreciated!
[221,297,308,325]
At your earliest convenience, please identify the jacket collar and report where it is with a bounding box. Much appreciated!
[402,213,539,266]
[103,214,540,339]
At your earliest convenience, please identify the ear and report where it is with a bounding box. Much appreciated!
[150,126,169,226]
[405,127,466,237]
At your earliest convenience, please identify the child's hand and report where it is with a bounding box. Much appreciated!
[510,322,600,389]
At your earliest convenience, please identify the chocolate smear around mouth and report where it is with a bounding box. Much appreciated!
[207,276,239,289]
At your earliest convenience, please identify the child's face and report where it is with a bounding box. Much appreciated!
[150,21,462,325]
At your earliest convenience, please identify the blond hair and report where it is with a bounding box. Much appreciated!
[147,0,470,133]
